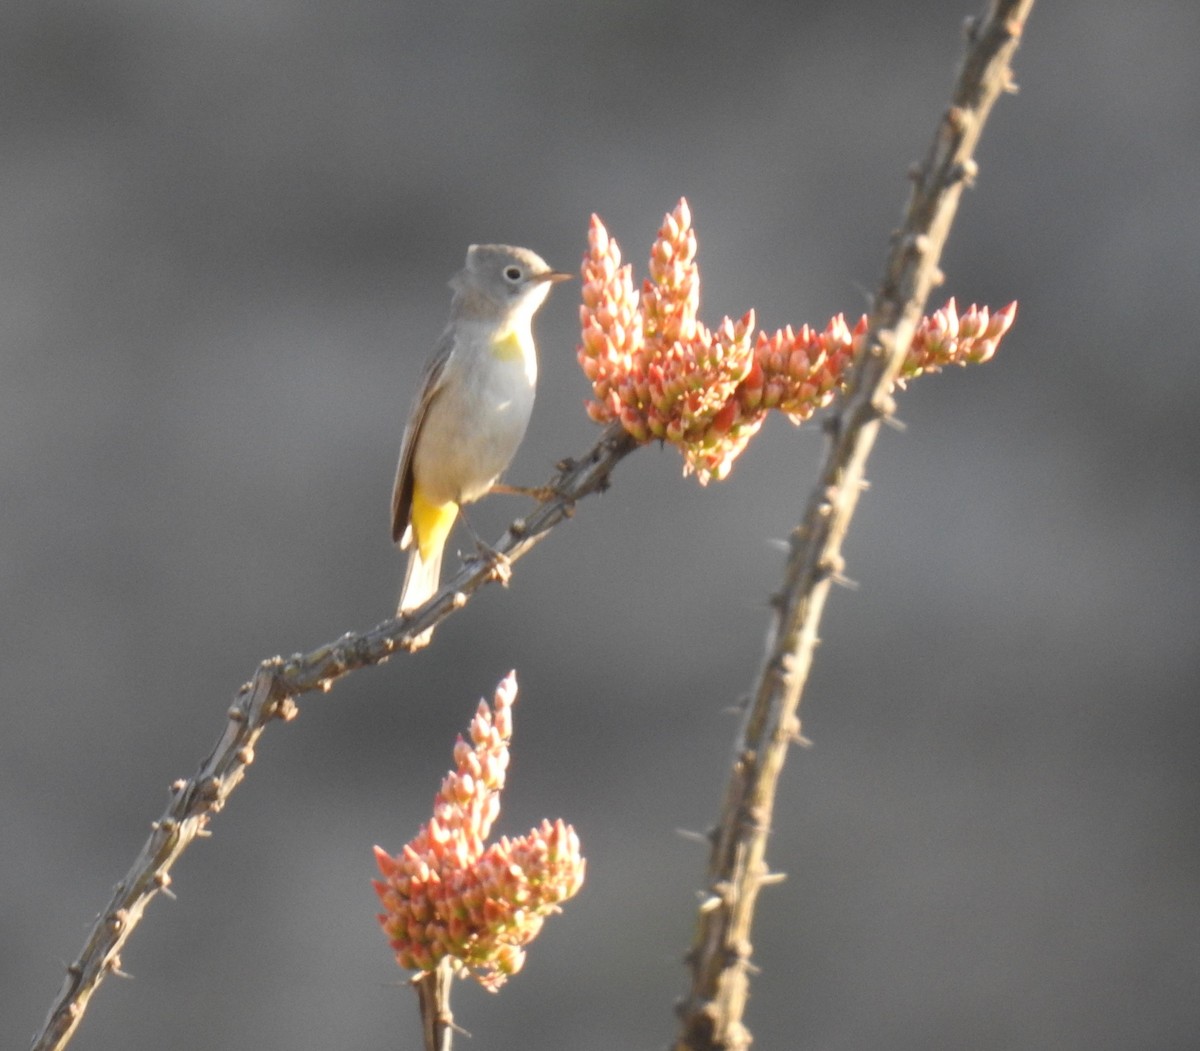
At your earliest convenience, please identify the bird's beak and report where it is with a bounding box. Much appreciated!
[539,270,574,284]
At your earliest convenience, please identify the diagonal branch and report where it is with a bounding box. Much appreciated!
[30,422,636,1051]
[672,4,1036,1050]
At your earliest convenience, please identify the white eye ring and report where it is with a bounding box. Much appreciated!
[504,266,523,281]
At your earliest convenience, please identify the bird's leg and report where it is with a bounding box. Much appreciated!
[458,509,512,585]
[489,481,561,503]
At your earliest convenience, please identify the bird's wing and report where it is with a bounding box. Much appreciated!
[390,327,456,546]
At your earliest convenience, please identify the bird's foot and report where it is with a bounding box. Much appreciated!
[470,539,512,586]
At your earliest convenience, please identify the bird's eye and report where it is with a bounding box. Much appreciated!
[504,266,522,281]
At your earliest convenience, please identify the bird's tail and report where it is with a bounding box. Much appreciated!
[398,544,443,649]
[397,495,457,649]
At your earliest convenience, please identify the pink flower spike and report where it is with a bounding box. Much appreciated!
[373,672,586,990]
[575,202,1015,481]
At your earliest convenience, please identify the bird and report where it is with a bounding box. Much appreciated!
[390,244,570,647]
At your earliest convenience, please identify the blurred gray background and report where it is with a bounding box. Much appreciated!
[5,2,1198,1049]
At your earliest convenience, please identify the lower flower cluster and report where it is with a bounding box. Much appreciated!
[373,673,586,991]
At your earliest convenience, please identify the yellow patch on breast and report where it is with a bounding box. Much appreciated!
[490,328,529,362]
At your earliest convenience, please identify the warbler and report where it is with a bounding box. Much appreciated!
[391,244,570,646]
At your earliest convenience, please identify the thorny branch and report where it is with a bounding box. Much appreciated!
[672,4,1036,1050]
[30,423,635,1051]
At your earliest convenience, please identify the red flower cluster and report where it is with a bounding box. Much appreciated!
[578,199,1017,483]
[373,673,585,991]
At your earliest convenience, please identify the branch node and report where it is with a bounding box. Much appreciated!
[775,714,803,743]
[872,391,899,419]
[725,937,753,965]
[817,552,846,582]
[270,696,299,722]
[903,232,932,259]
[946,104,971,133]
[948,157,979,186]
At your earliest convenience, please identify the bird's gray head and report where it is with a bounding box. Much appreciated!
[451,244,571,319]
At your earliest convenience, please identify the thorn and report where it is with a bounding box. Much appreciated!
[765,537,789,553]
[697,893,724,914]
[883,412,907,432]
[675,828,710,845]
[831,571,859,591]
[819,553,846,581]
[758,871,788,887]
